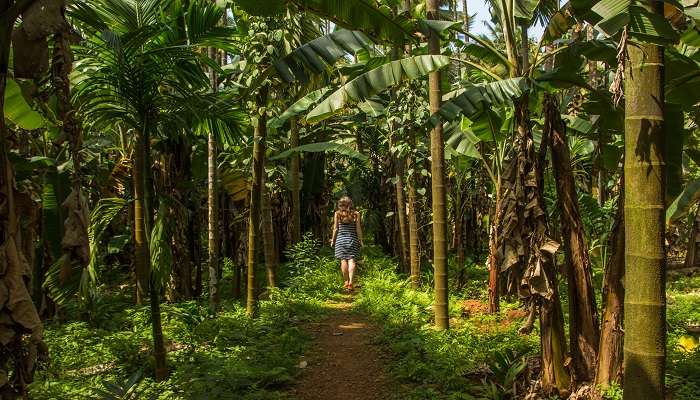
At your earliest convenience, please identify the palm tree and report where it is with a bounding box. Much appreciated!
[69,0,239,379]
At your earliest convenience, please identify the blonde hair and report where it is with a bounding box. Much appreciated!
[336,196,356,223]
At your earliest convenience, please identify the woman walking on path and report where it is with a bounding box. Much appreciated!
[331,196,364,291]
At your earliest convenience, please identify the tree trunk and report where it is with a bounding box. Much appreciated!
[133,131,149,305]
[685,208,700,268]
[207,46,219,314]
[540,275,571,395]
[247,87,267,316]
[596,183,625,388]
[133,128,167,379]
[289,119,301,244]
[427,0,449,330]
[395,155,409,273]
[487,182,501,313]
[546,94,600,383]
[262,179,277,288]
[623,3,667,398]
[150,274,168,380]
[454,187,465,286]
[407,135,421,288]
[461,0,468,33]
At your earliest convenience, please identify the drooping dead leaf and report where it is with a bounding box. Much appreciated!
[61,188,90,267]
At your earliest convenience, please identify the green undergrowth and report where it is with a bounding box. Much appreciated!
[667,273,700,399]
[30,236,343,400]
[354,253,538,400]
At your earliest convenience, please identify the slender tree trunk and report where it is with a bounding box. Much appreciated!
[596,182,625,388]
[402,0,420,287]
[623,3,667,397]
[461,0,468,33]
[150,274,167,380]
[395,153,409,273]
[247,87,267,316]
[427,0,449,330]
[454,187,465,285]
[407,135,421,288]
[487,182,501,313]
[685,208,700,268]
[134,132,149,305]
[207,47,219,313]
[289,119,301,244]
[133,129,167,379]
[191,205,203,298]
[546,94,600,383]
[261,179,277,288]
[587,25,607,207]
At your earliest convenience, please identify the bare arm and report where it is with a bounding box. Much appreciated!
[355,211,364,247]
[330,212,338,246]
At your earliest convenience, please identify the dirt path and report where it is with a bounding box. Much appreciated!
[289,293,399,400]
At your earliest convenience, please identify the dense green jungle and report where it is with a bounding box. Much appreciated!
[2,0,700,399]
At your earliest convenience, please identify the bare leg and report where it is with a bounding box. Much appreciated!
[340,259,349,285]
[348,259,356,285]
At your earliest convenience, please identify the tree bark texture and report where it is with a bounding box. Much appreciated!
[596,184,625,388]
[247,87,267,316]
[427,0,449,330]
[546,94,600,383]
[289,119,301,244]
[623,5,667,398]
[261,179,277,288]
[207,46,219,314]
[685,208,700,268]
[395,156,409,273]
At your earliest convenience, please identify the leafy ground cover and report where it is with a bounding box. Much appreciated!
[30,237,342,400]
[28,240,700,399]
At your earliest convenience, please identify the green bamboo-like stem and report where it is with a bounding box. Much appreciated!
[623,2,667,397]
[427,0,448,330]
[247,87,268,317]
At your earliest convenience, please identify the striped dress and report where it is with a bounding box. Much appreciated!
[334,216,361,260]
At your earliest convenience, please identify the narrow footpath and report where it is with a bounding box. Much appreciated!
[289,293,401,400]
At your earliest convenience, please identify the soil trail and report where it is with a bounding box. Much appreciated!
[290,293,399,400]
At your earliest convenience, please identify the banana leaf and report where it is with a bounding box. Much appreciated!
[4,79,46,130]
[307,55,451,123]
[270,141,367,161]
